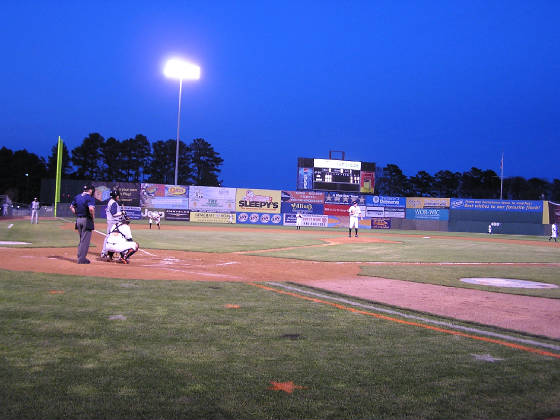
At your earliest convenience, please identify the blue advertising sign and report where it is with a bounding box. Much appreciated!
[281,202,324,214]
[365,195,406,207]
[324,192,365,205]
[406,208,449,220]
[450,199,542,212]
[236,212,283,225]
[122,206,142,220]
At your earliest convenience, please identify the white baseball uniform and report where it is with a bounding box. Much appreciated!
[348,203,361,229]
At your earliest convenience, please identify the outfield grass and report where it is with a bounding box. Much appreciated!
[0,270,559,419]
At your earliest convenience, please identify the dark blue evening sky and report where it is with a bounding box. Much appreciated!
[1,1,558,190]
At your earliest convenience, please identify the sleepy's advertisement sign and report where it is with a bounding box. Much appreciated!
[235,188,281,213]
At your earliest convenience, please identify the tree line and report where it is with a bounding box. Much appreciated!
[0,133,223,203]
[376,164,560,201]
[1,135,559,203]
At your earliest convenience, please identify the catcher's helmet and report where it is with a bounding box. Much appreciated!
[110,188,120,199]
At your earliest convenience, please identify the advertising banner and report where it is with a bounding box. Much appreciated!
[283,213,328,227]
[297,167,314,190]
[236,188,281,213]
[406,197,450,208]
[383,207,406,218]
[236,212,283,225]
[327,215,371,229]
[365,206,405,218]
[450,199,542,212]
[324,204,351,216]
[281,190,324,204]
[372,218,392,229]
[190,211,236,224]
[188,186,236,212]
[281,202,324,214]
[365,195,406,207]
[324,192,365,205]
[366,206,385,218]
[141,183,189,209]
[406,208,449,220]
[122,205,142,220]
[93,181,140,206]
[164,209,190,221]
[360,171,375,194]
[141,208,164,219]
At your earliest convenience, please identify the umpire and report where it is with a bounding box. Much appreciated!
[70,184,96,264]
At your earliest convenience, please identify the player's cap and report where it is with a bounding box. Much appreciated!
[82,183,95,193]
[352,200,357,204]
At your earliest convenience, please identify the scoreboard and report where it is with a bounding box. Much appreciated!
[297,158,376,193]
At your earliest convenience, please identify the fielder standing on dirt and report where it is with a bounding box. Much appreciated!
[101,188,122,260]
[70,184,96,264]
[348,200,362,238]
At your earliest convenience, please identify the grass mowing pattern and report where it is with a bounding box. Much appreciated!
[0,270,559,419]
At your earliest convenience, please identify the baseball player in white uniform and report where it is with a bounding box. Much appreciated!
[296,212,303,230]
[30,197,39,224]
[550,223,557,242]
[348,200,362,237]
[101,189,122,260]
[104,214,139,264]
[148,210,161,229]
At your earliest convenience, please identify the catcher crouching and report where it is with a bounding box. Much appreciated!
[105,214,139,264]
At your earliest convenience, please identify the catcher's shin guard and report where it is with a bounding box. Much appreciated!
[122,247,137,261]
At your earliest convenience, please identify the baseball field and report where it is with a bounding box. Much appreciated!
[0,217,559,419]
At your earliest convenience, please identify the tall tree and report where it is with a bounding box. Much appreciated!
[129,134,151,182]
[377,164,410,196]
[409,170,434,197]
[503,176,530,199]
[147,139,191,185]
[459,167,499,198]
[0,148,47,202]
[433,170,461,197]
[527,177,549,200]
[46,142,72,178]
[71,133,104,180]
[551,179,560,202]
[189,138,223,186]
[101,137,126,182]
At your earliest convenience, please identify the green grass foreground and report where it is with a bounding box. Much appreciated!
[0,270,559,419]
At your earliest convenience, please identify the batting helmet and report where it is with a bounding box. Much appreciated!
[110,188,120,199]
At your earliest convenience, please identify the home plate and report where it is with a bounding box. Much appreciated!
[0,241,31,245]
[461,278,558,289]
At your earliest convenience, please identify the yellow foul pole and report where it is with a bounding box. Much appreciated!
[54,136,63,217]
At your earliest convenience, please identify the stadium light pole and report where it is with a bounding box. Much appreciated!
[163,58,201,185]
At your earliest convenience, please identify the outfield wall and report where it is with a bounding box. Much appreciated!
[42,179,553,235]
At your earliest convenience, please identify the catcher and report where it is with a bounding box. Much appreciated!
[104,214,139,264]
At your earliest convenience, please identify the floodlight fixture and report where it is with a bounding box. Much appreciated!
[163,58,201,185]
